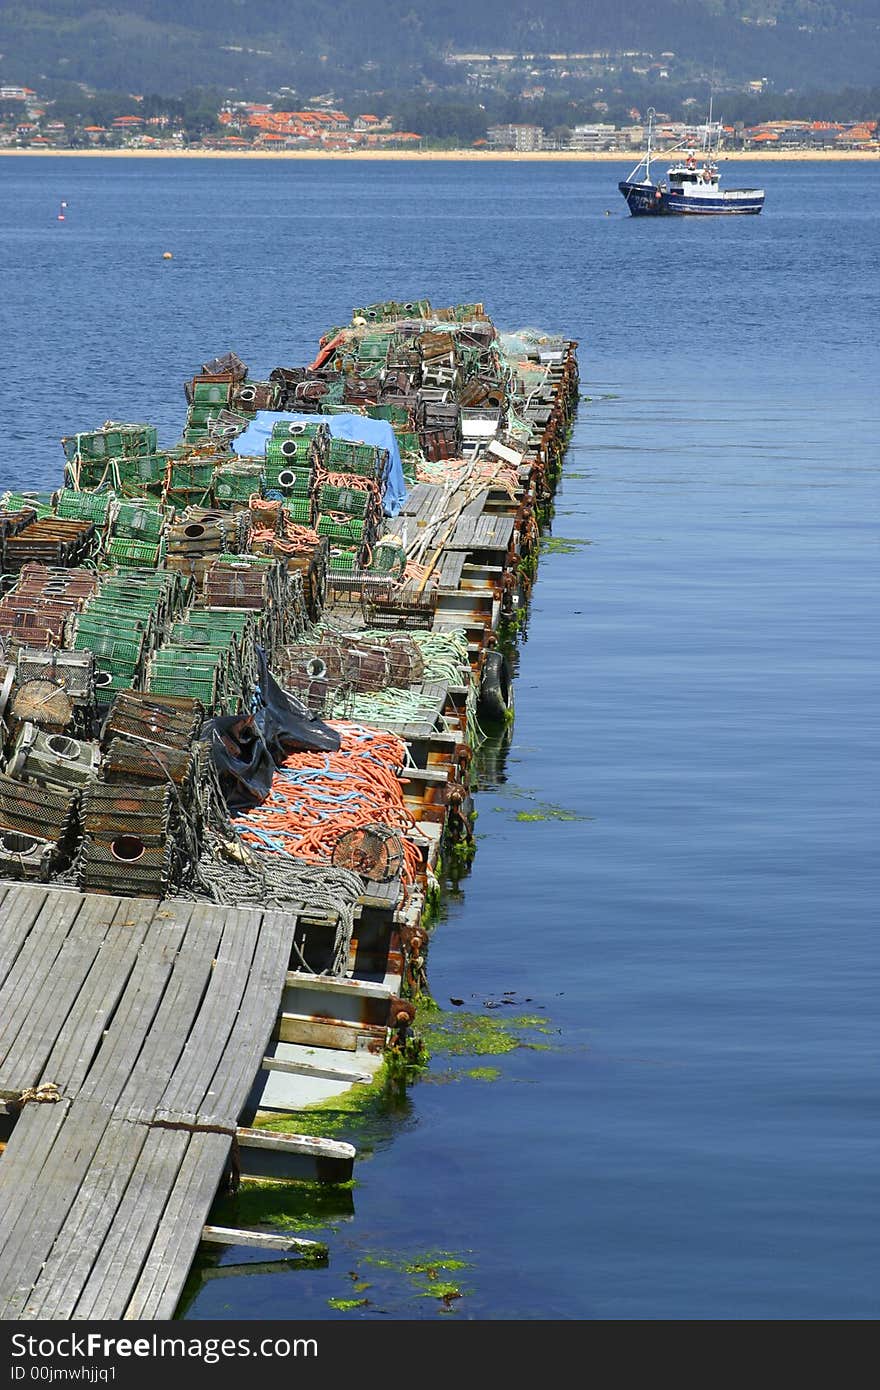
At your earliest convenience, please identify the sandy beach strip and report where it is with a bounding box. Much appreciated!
[0,147,877,162]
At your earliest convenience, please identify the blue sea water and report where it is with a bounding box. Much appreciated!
[0,157,877,1321]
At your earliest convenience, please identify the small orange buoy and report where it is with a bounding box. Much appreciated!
[162,251,173,260]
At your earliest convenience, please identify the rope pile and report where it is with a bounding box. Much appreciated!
[248,492,321,556]
[182,840,365,976]
[414,454,520,499]
[232,722,422,882]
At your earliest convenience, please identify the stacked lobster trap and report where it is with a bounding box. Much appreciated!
[183,353,279,445]
[0,564,99,653]
[314,438,388,580]
[281,629,425,716]
[0,771,79,882]
[264,419,329,527]
[78,690,206,897]
[72,568,191,707]
[147,602,259,713]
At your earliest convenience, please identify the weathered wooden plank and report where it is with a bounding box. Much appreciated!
[276,1011,387,1053]
[153,905,259,1125]
[198,909,294,1126]
[461,489,490,517]
[114,902,219,1123]
[401,483,443,518]
[438,549,467,588]
[123,1131,231,1321]
[261,1055,375,1086]
[0,895,123,1094]
[0,886,48,993]
[72,1126,189,1322]
[0,1100,71,1252]
[0,1098,114,1318]
[38,898,154,1094]
[21,1116,151,1321]
[77,904,189,1111]
[0,891,84,1083]
[237,1127,355,1183]
[284,970,393,1002]
[357,876,402,911]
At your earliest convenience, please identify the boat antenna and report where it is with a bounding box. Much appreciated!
[706,62,716,156]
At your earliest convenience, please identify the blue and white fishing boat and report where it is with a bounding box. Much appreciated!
[619,109,764,217]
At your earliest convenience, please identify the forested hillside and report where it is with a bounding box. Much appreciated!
[1,1,878,94]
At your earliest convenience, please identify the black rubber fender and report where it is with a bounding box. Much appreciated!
[478,650,512,723]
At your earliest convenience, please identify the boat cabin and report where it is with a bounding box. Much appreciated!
[668,156,719,190]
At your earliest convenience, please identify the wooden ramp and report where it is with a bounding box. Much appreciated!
[0,883,296,1320]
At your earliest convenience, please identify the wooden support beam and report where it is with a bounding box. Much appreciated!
[284,970,394,1001]
[236,1126,355,1183]
[260,1055,375,1086]
[202,1225,326,1256]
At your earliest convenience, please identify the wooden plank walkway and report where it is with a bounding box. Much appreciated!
[0,884,297,1321]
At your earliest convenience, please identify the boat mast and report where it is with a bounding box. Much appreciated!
[624,106,657,185]
[646,106,655,183]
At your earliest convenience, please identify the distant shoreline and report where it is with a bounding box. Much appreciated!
[0,147,877,162]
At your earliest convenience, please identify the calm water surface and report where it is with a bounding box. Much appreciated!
[0,157,877,1320]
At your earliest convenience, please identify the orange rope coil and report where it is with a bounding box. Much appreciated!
[233,721,422,882]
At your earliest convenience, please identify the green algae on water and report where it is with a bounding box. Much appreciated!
[255,1058,416,1150]
[417,1004,554,1058]
[539,536,591,555]
[210,1177,353,1238]
[327,1297,368,1311]
[465,1066,502,1081]
[515,802,584,822]
[417,1281,462,1302]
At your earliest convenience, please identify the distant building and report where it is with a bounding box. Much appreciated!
[568,123,618,151]
[486,123,545,151]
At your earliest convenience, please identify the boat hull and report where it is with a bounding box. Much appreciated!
[619,180,764,216]
[618,180,666,215]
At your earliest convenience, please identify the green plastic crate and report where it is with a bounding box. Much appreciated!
[106,537,162,567]
[395,431,421,456]
[62,424,156,462]
[265,463,311,496]
[281,498,313,526]
[94,673,136,705]
[55,489,113,525]
[317,484,370,517]
[68,460,118,490]
[1,490,55,518]
[328,548,357,571]
[73,631,143,666]
[192,382,231,406]
[327,439,381,472]
[266,438,312,468]
[113,502,164,542]
[365,403,409,425]
[213,465,264,503]
[147,673,217,705]
[170,461,215,489]
[270,420,325,442]
[317,514,365,545]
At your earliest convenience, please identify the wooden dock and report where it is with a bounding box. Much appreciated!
[0,884,297,1319]
[0,330,579,1319]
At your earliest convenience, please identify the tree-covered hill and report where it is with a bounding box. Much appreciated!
[1,1,878,95]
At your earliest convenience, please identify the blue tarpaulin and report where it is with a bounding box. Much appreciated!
[232,412,407,516]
